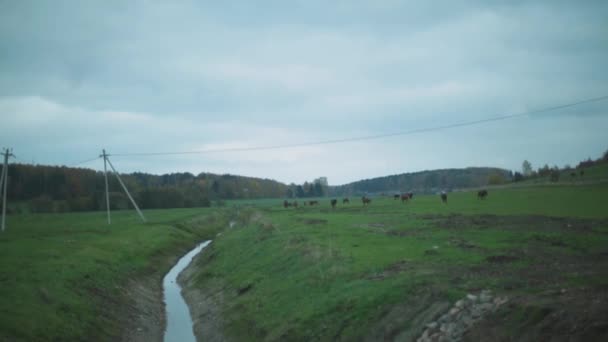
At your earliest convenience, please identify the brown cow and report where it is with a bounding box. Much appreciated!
[331,199,337,208]
[401,194,409,203]
[362,196,372,206]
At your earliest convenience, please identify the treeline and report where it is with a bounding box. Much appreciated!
[285,177,328,198]
[1,164,287,213]
[330,167,512,196]
[516,149,608,183]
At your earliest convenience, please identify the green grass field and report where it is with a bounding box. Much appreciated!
[188,184,608,341]
[0,208,230,341]
[1,183,607,341]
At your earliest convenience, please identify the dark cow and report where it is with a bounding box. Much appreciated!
[477,189,488,200]
[401,194,409,203]
[580,169,585,177]
[293,200,299,208]
[343,198,350,204]
[283,200,290,208]
[393,194,400,200]
[309,200,319,206]
[331,199,338,208]
[440,193,448,204]
[408,192,414,199]
[362,196,372,206]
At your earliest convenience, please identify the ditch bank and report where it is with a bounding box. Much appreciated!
[176,222,239,342]
[164,241,211,342]
[119,213,230,342]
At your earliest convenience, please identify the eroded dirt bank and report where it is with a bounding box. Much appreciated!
[178,245,227,342]
[120,274,165,342]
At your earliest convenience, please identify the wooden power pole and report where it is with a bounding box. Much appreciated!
[100,150,146,223]
[101,150,111,224]
[1,148,15,232]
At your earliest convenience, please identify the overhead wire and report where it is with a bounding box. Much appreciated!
[70,156,101,167]
[107,94,608,158]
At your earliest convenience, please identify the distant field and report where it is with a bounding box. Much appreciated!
[0,208,229,341]
[185,183,608,341]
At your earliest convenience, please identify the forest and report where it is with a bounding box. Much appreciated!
[1,164,287,213]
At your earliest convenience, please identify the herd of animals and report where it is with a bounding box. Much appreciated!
[283,189,489,208]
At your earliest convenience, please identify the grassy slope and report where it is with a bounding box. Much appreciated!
[516,162,608,185]
[0,208,229,341]
[189,184,608,340]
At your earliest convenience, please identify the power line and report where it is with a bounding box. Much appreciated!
[71,156,101,167]
[102,94,608,158]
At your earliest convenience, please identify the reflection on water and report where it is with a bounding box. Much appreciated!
[163,241,211,342]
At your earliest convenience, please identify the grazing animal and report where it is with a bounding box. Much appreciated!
[477,189,488,200]
[440,193,448,204]
[570,172,576,178]
[343,198,350,204]
[362,196,372,206]
[408,192,414,199]
[401,194,409,203]
[293,200,299,208]
[331,199,337,208]
[580,170,585,176]
[309,200,319,206]
[393,194,400,200]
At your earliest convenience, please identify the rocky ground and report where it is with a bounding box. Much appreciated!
[417,290,508,342]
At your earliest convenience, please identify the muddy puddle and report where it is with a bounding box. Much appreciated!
[163,241,211,342]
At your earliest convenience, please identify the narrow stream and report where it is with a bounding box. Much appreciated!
[163,240,211,342]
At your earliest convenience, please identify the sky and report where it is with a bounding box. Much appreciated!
[1,0,607,185]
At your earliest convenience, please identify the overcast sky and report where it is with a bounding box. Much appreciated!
[1,0,607,185]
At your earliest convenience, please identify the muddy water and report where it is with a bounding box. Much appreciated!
[163,241,211,342]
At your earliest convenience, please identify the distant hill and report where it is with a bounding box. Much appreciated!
[329,167,512,196]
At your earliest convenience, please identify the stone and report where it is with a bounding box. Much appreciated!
[449,307,460,316]
[422,329,430,339]
[455,299,465,308]
[478,303,494,312]
[480,293,492,303]
[466,294,478,301]
[461,315,474,327]
[426,322,438,330]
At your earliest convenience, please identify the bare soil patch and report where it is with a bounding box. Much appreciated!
[299,218,328,225]
[463,288,608,342]
[120,275,165,342]
[420,214,608,233]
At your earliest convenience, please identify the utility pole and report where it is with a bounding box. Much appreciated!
[1,148,15,232]
[101,150,111,224]
[101,150,146,223]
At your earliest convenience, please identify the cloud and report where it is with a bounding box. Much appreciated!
[0,1,607,184]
